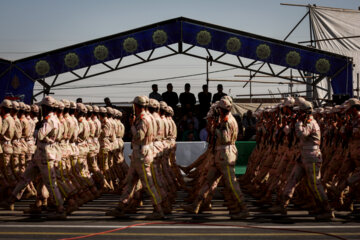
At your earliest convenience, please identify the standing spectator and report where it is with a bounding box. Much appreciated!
[212,84,227,103]
[149,84,162,101]
[179,83,196,112]
[198,84,212,118]
[104,97,116,108]
[162,83,178,110]
[234,114,244,141]
[242,110,257,140]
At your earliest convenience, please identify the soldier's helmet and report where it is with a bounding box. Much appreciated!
[106,107,114,115]
[143,96,150,107]
[31,104,39,113]
[295,97,306,105]
[133,96,148,107]
[159,101,168,111]
[86,105,93,113]
[99,107,107,113]
[61,99,71,109]
[77,103,87,113]
[149,98,160,109]
[166,106,174,116]
[58,101,65,110]
[93,105,100,113]
[0,99,12,109]
[345,98,360,111]
[18,102,26,111]
[12,101,20,110]
[70,101,77,109]
[25,104,31,112]
[284,97,295,107]
[221,95,233,104]
[40,96,57,107]
[299,101,313,111]
[218,99,232,111]
[116,110,123,118]
[53,100,60,109]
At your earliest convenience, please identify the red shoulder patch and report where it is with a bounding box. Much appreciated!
[224,116,229,122]
[45,115,50,120]
[140,114,145,119]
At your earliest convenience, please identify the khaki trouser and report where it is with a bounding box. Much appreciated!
[119,145,162,208]
[12,143,64,207]
[195,145,245,207]
[283,150,328,206]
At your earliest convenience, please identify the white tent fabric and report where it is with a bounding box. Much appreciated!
[310,6,360,98]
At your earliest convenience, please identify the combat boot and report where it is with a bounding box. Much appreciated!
[181,201,202,214]
[46,211,67,220]
[145,205,165,220]
[230,209,250,220]
[268,205,287,215]
[315,211,335,221]
[0,197,15,211]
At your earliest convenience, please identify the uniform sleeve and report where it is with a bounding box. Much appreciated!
[133,119,147,143]
[78,122,84,136]
[215,121,231,144]
[1,119,8,136]
[295,121,312,138]
[100,121,111,140]
[38,120,53,141]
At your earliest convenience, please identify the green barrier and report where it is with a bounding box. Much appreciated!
[235,141,256,175]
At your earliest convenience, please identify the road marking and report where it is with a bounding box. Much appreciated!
[0,224,359,229]
[0,232,359,237]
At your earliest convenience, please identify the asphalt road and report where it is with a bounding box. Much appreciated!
[0,193,359,240]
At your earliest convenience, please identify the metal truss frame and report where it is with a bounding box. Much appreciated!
[33,41,343,105]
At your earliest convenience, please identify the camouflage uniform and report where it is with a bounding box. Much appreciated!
[11,96,65,216]
[0,100,16,188]
[182,99,248,219]
[117,96,163,218]
[11,101,23,181]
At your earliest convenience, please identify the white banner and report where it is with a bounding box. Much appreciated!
[310,6,360,97]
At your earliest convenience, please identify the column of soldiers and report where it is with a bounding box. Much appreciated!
[240,97,360,220]
[1,94,359,221]
[0,95,184,220]
[106,96,185,220]
[180,96,250,219]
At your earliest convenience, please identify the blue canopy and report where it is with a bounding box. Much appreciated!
[0,17,353,103]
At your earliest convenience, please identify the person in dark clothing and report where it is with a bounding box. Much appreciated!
[182,122,199,141]
[198,84,212,118]
[242,110,257,140]
[149,84,162,101]
[212,84,227,103]
[162,83,179,110]
[76,98,83,103]
[179,83,196,111]
[104,97,116,108]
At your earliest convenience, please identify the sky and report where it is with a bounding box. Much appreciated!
[0,0,359,103]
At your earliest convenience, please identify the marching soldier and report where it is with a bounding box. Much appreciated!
[107,96,164,219]
[0,100,16,202]
[1,96,66,219]
[182,99,249,219]
[270,100,334,220]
